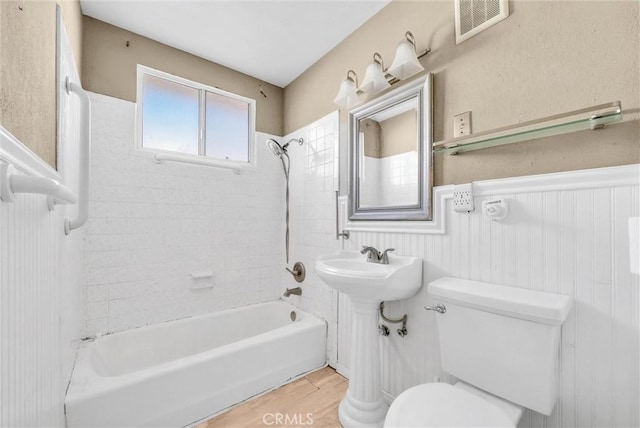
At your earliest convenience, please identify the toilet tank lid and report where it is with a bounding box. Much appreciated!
[428,277,573,324]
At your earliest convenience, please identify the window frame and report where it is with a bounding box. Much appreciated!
[135,65,257,168]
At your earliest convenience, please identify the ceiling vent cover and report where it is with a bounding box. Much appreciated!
[455,0,509,44]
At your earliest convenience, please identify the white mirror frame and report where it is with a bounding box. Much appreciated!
[348,74,433,222]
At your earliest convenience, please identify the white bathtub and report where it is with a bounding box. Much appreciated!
[65,301,327,427]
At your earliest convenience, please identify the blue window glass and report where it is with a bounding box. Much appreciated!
[142,74,199,155]
[205,91,249,162]
[139,68,253,165]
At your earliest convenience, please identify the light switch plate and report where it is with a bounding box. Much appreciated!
[453,111,472,138]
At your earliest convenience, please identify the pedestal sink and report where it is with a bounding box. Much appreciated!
[316,250,423,427]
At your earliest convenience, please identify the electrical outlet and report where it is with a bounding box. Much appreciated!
[453,111,472,138]
[452,183,474,212]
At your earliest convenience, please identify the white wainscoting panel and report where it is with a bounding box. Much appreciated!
[0,129,66,426]
[338,165,640,428]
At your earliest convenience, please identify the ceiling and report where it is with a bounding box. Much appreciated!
[80,0,391,88]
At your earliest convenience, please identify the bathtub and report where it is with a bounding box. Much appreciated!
[65,301,327,427]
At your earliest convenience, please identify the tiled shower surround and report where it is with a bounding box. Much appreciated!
[85,93,287,335]
[84,94,340,349]
[281,112,341,365]
[361,151,419,207]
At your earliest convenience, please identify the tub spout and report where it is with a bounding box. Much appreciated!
[284,287,302,297]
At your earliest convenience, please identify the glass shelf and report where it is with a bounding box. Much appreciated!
[433,101,622,155]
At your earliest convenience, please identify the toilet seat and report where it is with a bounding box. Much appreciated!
[384,383,520,428]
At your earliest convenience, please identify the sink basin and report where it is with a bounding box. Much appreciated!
[316,250,423,301]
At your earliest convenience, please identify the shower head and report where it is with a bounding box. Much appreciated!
[265,137,304,157]
[265,137,302,264]
[266,138,286,157]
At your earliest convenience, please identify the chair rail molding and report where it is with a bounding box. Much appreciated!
[345,164,640,235]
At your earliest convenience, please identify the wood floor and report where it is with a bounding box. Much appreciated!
[197,367,347,428]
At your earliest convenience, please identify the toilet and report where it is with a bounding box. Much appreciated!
[384,277,573,427]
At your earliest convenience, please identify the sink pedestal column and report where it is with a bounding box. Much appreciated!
[338,297,388,427]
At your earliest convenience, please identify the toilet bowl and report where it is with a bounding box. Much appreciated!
[383,277,573,427]
[384,382,523,428]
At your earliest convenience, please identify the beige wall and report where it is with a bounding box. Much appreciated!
[0,0,83,169]
[380,111,417,158]
[81,17,284,136]
[284,0,640,185]
[363,112,417,158]
[1,0,57,167]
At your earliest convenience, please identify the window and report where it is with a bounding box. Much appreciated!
[137,65,255,165]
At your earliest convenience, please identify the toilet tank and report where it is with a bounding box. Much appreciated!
[429,278,572,416]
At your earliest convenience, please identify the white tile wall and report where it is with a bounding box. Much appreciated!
[337,165,640,428]
[380,151,418,207]
[360,156,380,207]
[85,93,286,335]
[361,152,419,207]
[281,111,341,365]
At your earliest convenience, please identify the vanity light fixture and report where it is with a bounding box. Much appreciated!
[333,69,360,109]
[333,31,430,108]
[359,53,391,94]
[387,31,425,80]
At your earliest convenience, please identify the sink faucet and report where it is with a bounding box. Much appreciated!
[361,246,381,263]
[361,246,395,264]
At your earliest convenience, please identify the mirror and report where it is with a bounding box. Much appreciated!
[349,74,433,221]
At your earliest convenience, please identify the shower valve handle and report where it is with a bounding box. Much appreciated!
[285,262,306,283]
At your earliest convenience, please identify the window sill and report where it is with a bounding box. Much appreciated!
[152,152,249,174]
